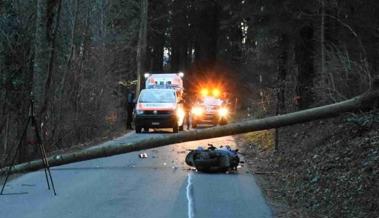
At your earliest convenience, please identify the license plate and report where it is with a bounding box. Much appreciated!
[152,122,160,125]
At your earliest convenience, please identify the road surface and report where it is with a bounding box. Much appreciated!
[0,129,272,218]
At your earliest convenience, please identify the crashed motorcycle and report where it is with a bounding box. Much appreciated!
[185,144,240,173]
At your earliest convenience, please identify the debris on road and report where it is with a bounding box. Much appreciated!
[138,153,148,158]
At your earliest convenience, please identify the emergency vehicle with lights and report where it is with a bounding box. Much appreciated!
[191,88,229,128]
[133,73,185,133]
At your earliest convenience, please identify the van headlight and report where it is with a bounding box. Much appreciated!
[176,108,185,119]
[136,110,144,115]
[191,107,204,116]
[218,108,229,117]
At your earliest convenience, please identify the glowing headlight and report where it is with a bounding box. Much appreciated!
[191,107,204,116]
[176,108,185,119]
[218,108,229,117]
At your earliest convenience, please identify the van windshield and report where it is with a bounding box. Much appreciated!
[139,90,176,103]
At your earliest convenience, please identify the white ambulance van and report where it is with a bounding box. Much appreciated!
[134,73,185,133]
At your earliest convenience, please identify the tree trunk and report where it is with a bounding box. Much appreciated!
[59,0,79,94]
[3,79,379,174]
[193,2,219,64]
[135,0,148,96]
[3,114,9,153]
[147,0,167,72]
[320,0,326,76]
[295,24,315,109]
[32,0,49,111]
[275,33,289,151]
[73,3,91,143]
[170,0,189,72]
[277,34,289,114]
[40,0,62,116]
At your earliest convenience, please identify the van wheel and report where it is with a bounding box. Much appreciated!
[173,124,179,133]
[136,126,142,133]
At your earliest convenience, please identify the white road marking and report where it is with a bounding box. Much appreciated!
[186,172,194,218]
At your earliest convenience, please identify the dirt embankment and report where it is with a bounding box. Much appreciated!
[239,113,379,218]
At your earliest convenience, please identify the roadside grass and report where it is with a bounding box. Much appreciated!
[242,130,275,151]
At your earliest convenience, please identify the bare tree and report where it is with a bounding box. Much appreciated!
[33,0,49,111]
[135,0,148,95]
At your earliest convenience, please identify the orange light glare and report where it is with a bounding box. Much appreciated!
[200,89,209,96]
[212,89,220,97]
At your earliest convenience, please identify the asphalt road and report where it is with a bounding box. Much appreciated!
[0,129,272,218]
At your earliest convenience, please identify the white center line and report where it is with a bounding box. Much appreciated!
[186,172,194,218]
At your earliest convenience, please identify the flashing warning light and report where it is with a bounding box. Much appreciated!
[178,72,184,77]
[200,87,223,97]
[144,73,150,78]
[200,89,209,96]
[212,89,220,97]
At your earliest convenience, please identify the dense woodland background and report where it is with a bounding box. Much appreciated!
[0,0,378,161]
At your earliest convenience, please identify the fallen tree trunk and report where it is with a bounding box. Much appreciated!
[3,79,379,174]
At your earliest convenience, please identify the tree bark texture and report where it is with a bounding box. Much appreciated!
[40,0,62,115]
[32,0,49,111]
[295,24,315,109]
[194,2,219,64]
[320,0,326,76]
[170,0,189,72]
[135,0,148,95]
[275,33,289,151]
[147,0,167,72]
[3,79,379,174]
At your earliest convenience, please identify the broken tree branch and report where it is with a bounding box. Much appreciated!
[2,79,379,174]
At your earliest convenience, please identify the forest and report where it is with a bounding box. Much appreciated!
[0,0,378,162]
[1,1,379,217]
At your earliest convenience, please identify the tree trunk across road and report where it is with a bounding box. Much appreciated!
[2,79,379,174]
